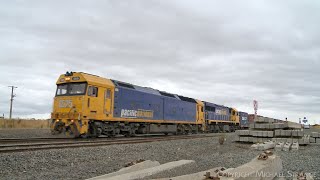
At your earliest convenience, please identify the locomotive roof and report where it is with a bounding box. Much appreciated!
[111,80,197,103]
[56,72,115,87]
[204,101,230,109]
[57,72,236,109]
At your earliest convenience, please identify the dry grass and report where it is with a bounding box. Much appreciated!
[0,119,50,129]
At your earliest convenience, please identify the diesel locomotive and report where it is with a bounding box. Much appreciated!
[51,72,248,138]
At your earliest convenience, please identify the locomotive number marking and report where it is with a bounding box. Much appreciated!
[59,100,73,108]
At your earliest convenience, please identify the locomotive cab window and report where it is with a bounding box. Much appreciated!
[56,84,67,95]
[56,83,87,96]
[106,89,111,99]
[69,83,87,95]
[88,86,98,97]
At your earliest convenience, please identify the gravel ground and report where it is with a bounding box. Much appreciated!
[0,129,52,138]
[0,133,319,180]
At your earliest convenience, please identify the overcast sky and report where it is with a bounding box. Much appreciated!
[0,0,319,123]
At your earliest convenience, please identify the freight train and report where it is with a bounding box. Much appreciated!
[51,72,250,138]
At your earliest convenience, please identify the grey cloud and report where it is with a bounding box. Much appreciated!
[0,0,319,123]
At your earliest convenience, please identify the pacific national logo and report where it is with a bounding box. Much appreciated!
[121,109,137,117]
[59,100,73,108]
[215,109,227,115]
[121,109,154,118]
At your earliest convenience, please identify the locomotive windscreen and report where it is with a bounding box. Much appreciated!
[56,83,87,96]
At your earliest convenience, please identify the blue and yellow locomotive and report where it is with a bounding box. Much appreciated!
[51,72,244,137]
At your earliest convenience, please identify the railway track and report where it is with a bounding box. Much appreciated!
[0,137,75,143]
[0,134,220,153]
[0,134,187,143]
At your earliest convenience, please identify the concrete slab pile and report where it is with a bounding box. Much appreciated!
[235,116,307,146]
[159,153,283,180]
[251,143,259,150]
[311,132,320,138]
[275,142,285,151]
[235,117,277,143]
[283,121,302,129]
[273,123,285,129]
[273,138,286,143]
[274,130,304,138]
[258,141,276,151]
[156,167,226,180]
[254,116,275,124]
[88,160,161,180]
[298,135,310,145]
[251,131,274,137]
[219,153,283,180]
[309,132,320,143]
[87,160,195,180]
[283,142,292,152]
[90,154,315,180]
[239,130,250,136]
[252,138,273,143]
[310,137,316,143]
[252,123,276,130]
[239,136,250,142]
[235,130,253,143]
[291,142,299,151]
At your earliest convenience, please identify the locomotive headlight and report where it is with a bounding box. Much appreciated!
[65,77,71,81]
[72,77,80,81]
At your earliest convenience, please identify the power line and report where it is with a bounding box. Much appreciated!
[8,86,17,119]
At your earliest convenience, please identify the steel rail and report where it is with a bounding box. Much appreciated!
[0,134,219,153]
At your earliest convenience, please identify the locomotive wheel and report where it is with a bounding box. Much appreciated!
[52,122,64,135]
[65,124,80,138]
[124,132,133,137]
[230,126,235,132]
[107,133,116,138]
[80,134,89,138]
[86,121,102,138]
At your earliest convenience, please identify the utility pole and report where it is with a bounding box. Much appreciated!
[253,100,258,120]
[8,86,17,119]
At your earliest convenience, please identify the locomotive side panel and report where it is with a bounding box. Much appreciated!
[239,111,249,128]
[204,102,240,132]
[163,97,197,122]
[205,102,231,122]
[113,86,197,123]
[113,87,164,121]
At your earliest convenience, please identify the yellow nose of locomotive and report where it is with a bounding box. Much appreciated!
[51,96,84,137]
[51,72,88,138]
